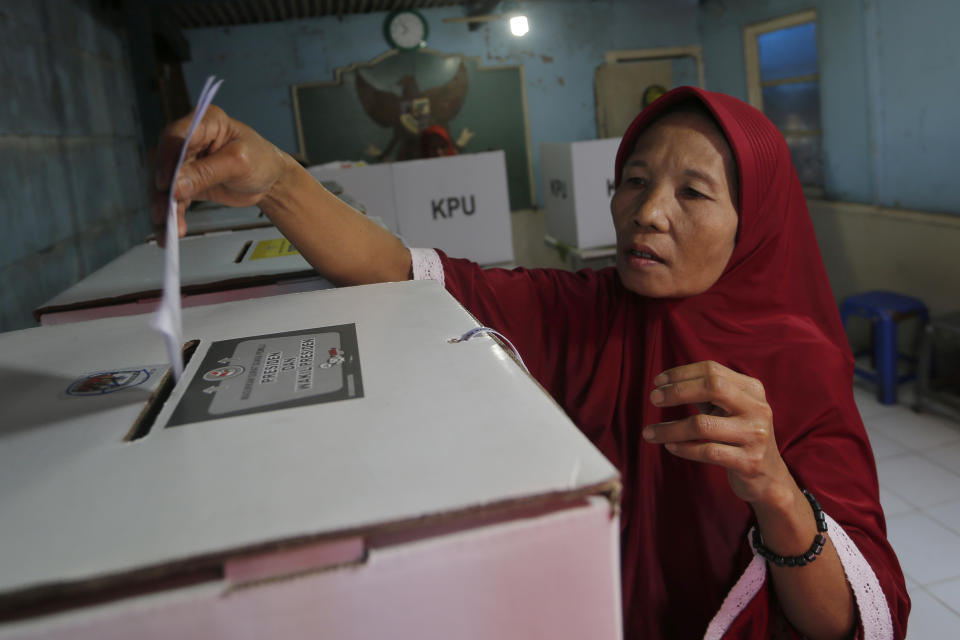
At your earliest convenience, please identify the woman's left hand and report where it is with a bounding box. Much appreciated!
[642,360,794,505]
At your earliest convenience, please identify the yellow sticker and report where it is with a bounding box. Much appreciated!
[248,238,300,260]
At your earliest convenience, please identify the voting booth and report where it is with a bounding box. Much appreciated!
[166,180,366,239]
[309,152,514,266]
[0,282,622,639]
[35,227,333,325]
[540,138,621,250]
[307,163,400,234]
[393,151,514,265]
[178,204,272,236]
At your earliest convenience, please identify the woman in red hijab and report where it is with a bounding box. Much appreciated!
[409,86,909,638]
[156,87,908,638]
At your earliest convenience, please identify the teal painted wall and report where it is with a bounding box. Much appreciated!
[180,1,700,206]
[0,0,149,332]
[700,0,960,215]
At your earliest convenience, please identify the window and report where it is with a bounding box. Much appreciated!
[744,10,823,189]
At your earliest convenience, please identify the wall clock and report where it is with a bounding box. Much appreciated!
[384,10,429,51]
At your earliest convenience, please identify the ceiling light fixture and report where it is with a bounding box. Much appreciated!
[509,15,529,37]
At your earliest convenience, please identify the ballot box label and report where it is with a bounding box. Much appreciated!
[65,366,165,397]
[248,238,301,261]
[166,324,363,427]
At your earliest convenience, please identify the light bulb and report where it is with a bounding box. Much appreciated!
[510,15,529,37]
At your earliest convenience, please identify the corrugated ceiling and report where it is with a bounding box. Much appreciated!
[162,1,486,29]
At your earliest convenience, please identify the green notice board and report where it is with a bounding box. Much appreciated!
[294,51,532,210]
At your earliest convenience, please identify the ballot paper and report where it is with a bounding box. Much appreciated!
[152,76,223,380]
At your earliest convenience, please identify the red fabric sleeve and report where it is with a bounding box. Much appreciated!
[435,251,622,402]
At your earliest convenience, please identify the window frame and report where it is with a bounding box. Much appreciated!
[743,9,824,192]
[743,9,818,111]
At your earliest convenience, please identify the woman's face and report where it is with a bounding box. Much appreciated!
[611,109,739,298]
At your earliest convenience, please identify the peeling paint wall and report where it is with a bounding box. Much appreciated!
[699,0,960,216]
[699,0,960,314]
[180,0,699,206]
[0,0,149,332]
[863,0,960,214]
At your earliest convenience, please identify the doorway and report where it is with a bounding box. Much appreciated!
[594,46,705,139]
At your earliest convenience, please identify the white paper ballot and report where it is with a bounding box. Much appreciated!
[152,76,223,380]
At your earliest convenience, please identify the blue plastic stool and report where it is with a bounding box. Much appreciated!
[840,291,929,405]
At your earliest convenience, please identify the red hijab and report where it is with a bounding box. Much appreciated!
[438,86,908,637]
[612,86,907,637]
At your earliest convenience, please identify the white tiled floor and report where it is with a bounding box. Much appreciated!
[855,383,960,638]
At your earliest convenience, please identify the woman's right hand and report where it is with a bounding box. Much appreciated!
[150,105,291,241]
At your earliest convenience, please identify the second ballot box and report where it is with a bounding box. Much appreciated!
[34,227,334,325]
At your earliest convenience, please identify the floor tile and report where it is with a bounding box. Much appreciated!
[906,587,960,638]
[869,409,960,452]
[877,454,960,508]
[880,488,915,517]
[897,384,917,408]
[887,512,960,585]
[855,386,892,421]
[925,499,960,536]
[927,578,960,616]
[869,430,909,460]
[923,441,960,476]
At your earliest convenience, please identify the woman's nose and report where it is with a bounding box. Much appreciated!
[632,186,669,231]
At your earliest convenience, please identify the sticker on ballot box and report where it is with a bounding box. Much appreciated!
[166,324,363,427]
[65,366,166,397]
[248,238,301,260]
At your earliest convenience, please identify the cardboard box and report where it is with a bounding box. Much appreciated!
[0,281,622,639]
[34,227,333,325]
[307,163,400,234]
[392,151,514,266]
[540,138,621,250]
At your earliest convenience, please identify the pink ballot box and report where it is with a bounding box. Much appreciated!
[34,226,334,326]
[0,282,622,639]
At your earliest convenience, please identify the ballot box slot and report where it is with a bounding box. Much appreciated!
[234,240,253,263]
[124,339,200,441]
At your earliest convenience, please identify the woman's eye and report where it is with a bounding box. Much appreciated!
[626,176,648,187]
[683,187,707,199]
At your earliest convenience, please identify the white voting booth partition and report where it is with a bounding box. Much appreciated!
[540,138,621,251]
[0,281,622,640]
[179,204,272,236]
[309,152,514,266]
[392,151,514,265]
[34,227,333,326]
[169,182,369,239]
[307,163,400,235]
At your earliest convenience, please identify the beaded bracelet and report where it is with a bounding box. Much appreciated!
[751,489,828,568]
